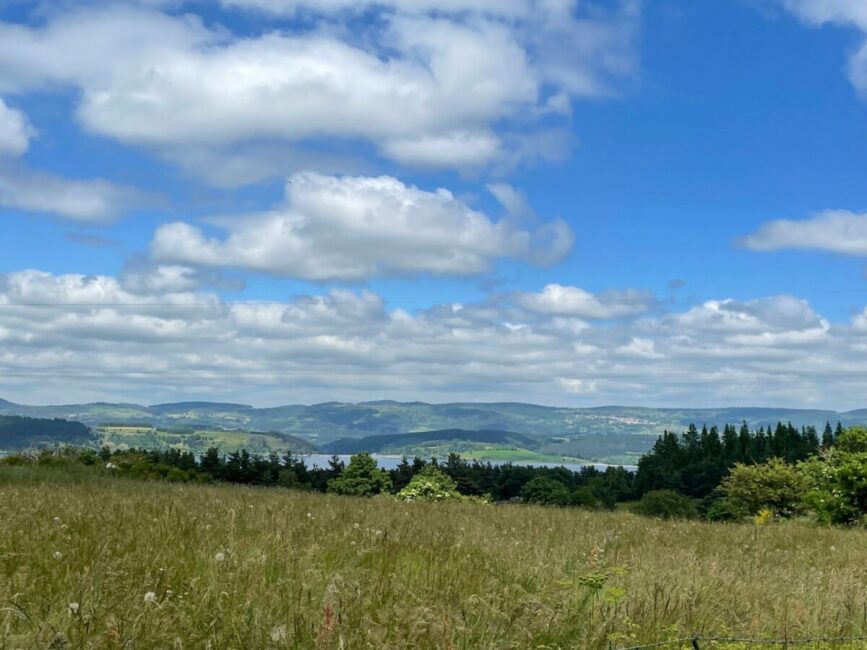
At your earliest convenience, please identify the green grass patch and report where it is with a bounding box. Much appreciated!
[460,447,592,464]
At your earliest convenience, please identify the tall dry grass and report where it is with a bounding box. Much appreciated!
[1,467,866,649]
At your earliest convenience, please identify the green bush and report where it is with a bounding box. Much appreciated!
[569,486,599,509]
[720,458,807,518]
[520,476,571,506]
[633,490,698,519]
[836,426,867,453]
[800,450,867,525]
[398,466,466,502]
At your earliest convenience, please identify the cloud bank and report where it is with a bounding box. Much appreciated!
[1,269,863,408]
[152,173,573,281]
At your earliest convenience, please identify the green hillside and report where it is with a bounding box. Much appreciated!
[1,398,865,463]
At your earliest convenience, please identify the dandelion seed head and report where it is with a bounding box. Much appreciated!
[214,552,226,562]
[144,591,157,603]
[270,625,288,643]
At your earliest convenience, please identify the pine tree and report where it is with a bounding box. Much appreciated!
[823,422,834,449]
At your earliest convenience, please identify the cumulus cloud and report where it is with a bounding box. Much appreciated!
[775,0,867,31]
[0,162,152,222]
[220,0,530,16]
[151,173,573,281]
[0,96,149,221]
[1,269,866,407]
[515,283,656,319]
[0,97,33,157]
[0,1,637,178]
[656,296,829,349]
[772,1,867,93]
[741,210,867,255]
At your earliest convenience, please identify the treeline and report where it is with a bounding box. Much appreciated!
[15,446,636,509]
[0,416,94,449]
[7,419,866,525]
[635,421,836,500]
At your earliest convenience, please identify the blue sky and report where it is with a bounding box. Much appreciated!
[2,0,867,408]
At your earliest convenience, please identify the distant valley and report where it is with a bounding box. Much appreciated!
[2,398,866,464]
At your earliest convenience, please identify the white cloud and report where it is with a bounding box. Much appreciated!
[0,162,151,222]
[151,173,573,281]
[617,337,662,358]
[0,95,149,221]
[741,210,867,255]
[773,1,867,93]
[380,130,502,169]
[775,0,867,31]
[220,0,530,17]
[0,2,637,177]
[0,97,33,157]
[657,296,829,348]
[1,269,867,408]
[515,283,656,319]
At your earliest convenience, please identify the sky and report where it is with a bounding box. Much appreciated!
[3,0,867,408]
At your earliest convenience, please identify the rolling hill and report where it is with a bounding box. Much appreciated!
[1,397,865,463]
[323,428,538,454]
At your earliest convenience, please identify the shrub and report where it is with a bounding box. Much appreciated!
[569,486,599,509]
[800,450,867,525]
[836,426,867,453]
[398,466,463,502]
[520,476,571,506]
[633,490,698,519]
[720,458,807,518]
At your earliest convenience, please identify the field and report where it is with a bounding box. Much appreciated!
[458,447,591,464]
[2,466,867,649]
[94,426,315,455]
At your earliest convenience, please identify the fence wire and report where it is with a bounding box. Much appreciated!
[615,635,867,649]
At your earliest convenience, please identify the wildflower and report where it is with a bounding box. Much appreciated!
[68,602,80,616]
[105,462,118,470]
[754,508,773,526]
[270,625,288,643]
[53,551,63,560]
[214,552,226,562]
[144,591,157,604]
[353,523,360,529]
[306,512,313,519]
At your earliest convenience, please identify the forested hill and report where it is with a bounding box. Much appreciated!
[0,398,864,445]
[323,429,537,454]
[0,400,867,438]
[0,416,94,450]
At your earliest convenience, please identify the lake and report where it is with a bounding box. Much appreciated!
[298,454,636,472]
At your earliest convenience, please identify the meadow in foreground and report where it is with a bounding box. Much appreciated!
[2,466,866,649]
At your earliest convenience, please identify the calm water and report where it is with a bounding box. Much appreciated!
[0,451,634,472]
[298,453,635,472]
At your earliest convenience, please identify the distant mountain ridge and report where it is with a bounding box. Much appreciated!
[323,428,538,454]
[3,398,864,463]
[0,398,863,442]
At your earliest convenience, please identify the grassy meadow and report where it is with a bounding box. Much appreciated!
[93,426,312,456]
[2,466,867,649]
